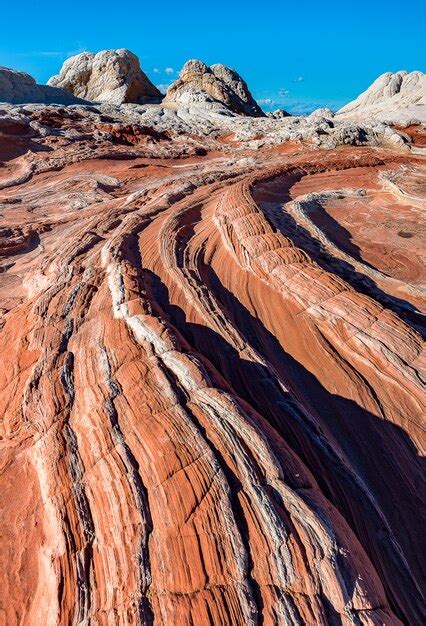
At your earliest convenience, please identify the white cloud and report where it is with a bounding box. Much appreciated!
[294,76,304,83]
[153,67,160,73]
[155,82,173,93]
[164,67,174,74]
[13,51,63,58]
[257,98,275,106]
[281,96,345,115]
[278,88,290,97]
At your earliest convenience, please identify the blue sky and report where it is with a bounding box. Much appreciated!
[1,0,425,113]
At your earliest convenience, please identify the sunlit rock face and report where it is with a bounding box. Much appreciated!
[0,100,424,626]
[48,49,162,104]
[0,66,86,104]
[337,70,426,124]
[165,59,265,116]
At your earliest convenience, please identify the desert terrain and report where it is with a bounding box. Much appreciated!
[0,52,425,625]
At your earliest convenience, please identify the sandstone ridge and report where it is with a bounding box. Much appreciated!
[0,98,424,625]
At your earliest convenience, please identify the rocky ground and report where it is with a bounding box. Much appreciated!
[0,64,425,626]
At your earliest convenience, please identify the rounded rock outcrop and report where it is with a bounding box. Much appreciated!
[48,49,162,105]
[0,67,86,105]
[165,59,265,117]
[309,107,335,120]
[267,108,291,119]
[337,70,426,123]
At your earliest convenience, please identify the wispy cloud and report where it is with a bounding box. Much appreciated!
[254,86,345,114]
[10,50,63,58]
[37,51,63,58]
[283,97,346,115]
[66,43,87,58]
[152,67,176,79]
[155,82,173,93]
[293,76,304,83]
[257,98,275,106]
[285,100,320,114]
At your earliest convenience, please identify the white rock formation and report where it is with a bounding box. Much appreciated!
[337,71,426,124]
[267,109,291,119]
[165,60,265,117]
[309,107,335,120]
[48,49,161,104]
[0,67,85,105]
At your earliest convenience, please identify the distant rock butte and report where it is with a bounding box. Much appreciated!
[338,70,426,123]
[0,67,86,105]
[165,59,265,116]
[267,108,291,119]
[309,107,335,120]
[48,49,162,104]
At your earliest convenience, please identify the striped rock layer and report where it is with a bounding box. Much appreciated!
[0,109,425,626]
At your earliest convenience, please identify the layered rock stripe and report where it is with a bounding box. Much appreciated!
[0,105,425,626]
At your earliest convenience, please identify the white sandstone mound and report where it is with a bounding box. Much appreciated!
[337,71,426,124]
[309,107,335,120]
[267,109,291,119]
[48,49,162,105]
[165,59,265,117]
[0,67,86,105]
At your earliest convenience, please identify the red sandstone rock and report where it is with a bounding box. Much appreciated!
[0,105,424,626]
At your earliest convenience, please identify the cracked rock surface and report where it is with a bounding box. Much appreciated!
[165,59,265,117]
[0,101,425,626]
[48,49,162,105]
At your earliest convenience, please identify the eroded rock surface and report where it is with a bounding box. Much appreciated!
[48,49,162,104]
[165,59,264,116]
[0,66,86,105]
[0,102,425,626]
[338,70,426,124]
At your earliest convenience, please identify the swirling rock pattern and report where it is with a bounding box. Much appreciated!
[0,104,425,626]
